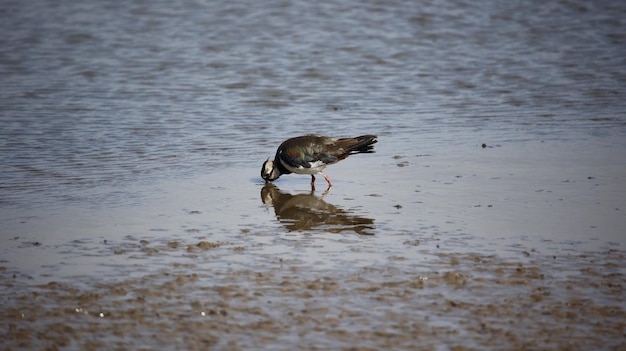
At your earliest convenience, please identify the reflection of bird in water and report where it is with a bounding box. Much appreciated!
[261,183,375,235]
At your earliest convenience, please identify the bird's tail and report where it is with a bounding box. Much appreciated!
[337,135,378,154]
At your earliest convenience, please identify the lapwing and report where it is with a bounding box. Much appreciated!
[261,134,377,188]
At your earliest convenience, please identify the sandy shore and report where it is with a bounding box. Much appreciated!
[2,236,624,350]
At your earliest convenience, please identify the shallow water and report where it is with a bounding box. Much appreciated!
[1,0,625,349]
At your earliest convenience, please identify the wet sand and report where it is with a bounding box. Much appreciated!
[2,236,625,350]
[2,139,626,350]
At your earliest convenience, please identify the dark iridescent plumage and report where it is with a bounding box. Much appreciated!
[261,134,377,188]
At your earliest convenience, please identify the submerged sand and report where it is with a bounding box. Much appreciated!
[2,236,624,350]
[2,139,625,350]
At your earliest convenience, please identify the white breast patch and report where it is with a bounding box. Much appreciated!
[281,159,327,174]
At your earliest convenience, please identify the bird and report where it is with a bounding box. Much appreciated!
[261,134,377,189]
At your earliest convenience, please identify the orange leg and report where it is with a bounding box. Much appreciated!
[320,172,332,187]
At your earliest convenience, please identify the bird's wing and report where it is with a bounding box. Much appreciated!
[279,145,339,168]
[278,136,340,169]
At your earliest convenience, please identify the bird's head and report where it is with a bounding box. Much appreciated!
[261,159,281,181]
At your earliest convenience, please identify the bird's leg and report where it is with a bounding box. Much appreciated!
[310,175,316,191]
[320,172,333,187]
